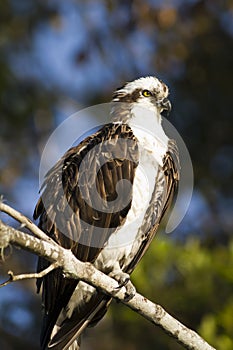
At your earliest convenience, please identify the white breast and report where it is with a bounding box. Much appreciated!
[95,107,169,272]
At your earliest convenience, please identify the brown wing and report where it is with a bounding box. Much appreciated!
[126,139,180,274]
[34,122,139,348]
[64,138,180,346]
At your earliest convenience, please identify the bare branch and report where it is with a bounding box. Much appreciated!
[0,262,60,288]
[0,201,55,244]
[0,211,216,350]
[0,220,63,262]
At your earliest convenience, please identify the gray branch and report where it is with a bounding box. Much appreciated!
[0,203,215,350]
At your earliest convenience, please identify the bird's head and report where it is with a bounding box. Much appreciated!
[112,76,171,116]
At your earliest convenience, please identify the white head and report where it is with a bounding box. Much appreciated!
[112,76,171,115]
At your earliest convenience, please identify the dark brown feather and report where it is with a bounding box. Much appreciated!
[34,122,139,349]
[85,139,180,335]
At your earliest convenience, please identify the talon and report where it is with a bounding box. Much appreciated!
[124,282,136,301]
[109,270,136,300]
[116,276,130,289]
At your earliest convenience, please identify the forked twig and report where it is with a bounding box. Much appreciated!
[0,262,60,288]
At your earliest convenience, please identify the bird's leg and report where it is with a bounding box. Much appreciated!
[108,263,136,301]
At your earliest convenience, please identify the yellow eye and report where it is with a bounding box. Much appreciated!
[142,89,152,97]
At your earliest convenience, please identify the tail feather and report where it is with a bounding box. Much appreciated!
[45,296,111,350]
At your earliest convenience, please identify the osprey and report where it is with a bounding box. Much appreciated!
[34,76,179,350]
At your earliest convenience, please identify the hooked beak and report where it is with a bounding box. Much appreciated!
[158,98,172,115]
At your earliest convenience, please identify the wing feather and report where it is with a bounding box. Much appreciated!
[77,139,180,340]
[34,122,139,349]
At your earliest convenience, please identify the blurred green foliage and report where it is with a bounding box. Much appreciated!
[83,236,233,350]
[0,0,233,349]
